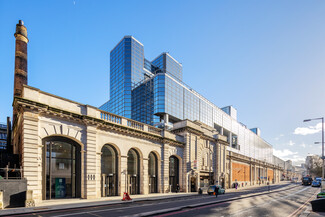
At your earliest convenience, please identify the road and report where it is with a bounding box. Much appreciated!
[4,184,320,217]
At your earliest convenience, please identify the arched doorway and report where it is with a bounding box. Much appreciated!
[127,149,140,195]
[42,136,81,200]
[169,156,179,192]
[101,144,118,197]
[148,152,158,193]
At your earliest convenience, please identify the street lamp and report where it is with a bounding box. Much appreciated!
[303,117,324,180]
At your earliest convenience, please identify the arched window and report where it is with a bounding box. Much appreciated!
[101,145,118,196]
[148,152,158,193]
[43,136,81,200]
[127,149,140,194]
[169,156,179,192]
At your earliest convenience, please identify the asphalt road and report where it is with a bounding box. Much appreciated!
[154,185,320,217]
[4,183,318,217]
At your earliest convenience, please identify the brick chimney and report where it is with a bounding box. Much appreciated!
[13,20,28,97]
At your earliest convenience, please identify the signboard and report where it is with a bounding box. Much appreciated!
[55,178,66,198]
[193,160,197,170]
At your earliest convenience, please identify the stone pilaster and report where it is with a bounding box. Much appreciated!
[250,162,252,185]
[183,133,190,192]
[84,125,97,199]
[229,153,232,188]
[120,155,128,194]
[162,143,170,193]
[96,151,101,198]
[22,111,40,204]
[143,158,149,194]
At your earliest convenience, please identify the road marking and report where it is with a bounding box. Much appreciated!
[287,190,319,217]
[51,196,209,217]
[228,186,311,216]
[153,186,300,217]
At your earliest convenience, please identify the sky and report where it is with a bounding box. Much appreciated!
[1,0,325,166]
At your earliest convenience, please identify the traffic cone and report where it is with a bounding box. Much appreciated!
[122,192,132,201]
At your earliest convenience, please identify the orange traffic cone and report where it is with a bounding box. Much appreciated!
[122,192,132,201]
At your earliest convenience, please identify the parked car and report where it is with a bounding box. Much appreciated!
[315,177,322,186]
[207,185,225,195]
[302,177,313,186]
[312,180,321,187]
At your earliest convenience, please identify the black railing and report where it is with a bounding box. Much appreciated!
[0,165,23,179]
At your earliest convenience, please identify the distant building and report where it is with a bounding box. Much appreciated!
[0,123,7,150]
[100,36,274,164]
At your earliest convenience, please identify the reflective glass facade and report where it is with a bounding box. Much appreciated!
[107,36,145,118]
[152,53,183,81]
[100,36,274,164]
[0,124,7,150]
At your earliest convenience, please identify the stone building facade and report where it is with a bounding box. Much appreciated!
[12,85,282,205]
[10,20,283,206]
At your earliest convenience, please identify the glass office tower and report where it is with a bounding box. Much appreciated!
[100,36,274,164]
[102,36,146,118]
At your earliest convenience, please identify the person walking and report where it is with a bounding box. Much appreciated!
[176,184,180,193]
[214,185,219,198]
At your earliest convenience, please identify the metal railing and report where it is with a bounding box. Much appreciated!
[0,165,23,179]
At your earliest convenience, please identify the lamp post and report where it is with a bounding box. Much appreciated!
[304,117,324,180]
[122,169,127,193]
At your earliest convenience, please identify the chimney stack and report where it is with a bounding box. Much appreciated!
[13,20,28,97]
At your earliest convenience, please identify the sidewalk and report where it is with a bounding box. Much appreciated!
[0,181,292,216]
[299,204,325,217]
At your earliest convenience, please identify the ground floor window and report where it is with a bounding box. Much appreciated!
[169,156,179,192]
[43,137,81,200]
[101,144,118,196]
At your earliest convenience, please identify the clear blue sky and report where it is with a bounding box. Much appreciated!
[1,0,325,165]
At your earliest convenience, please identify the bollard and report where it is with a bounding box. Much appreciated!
[0,191,3,209]
[25,190,35,207]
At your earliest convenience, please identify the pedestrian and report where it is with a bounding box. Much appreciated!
[235,182,238,190]
[214,185,219,198]
[176,184,180,193]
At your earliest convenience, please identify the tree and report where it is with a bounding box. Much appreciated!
[306,156,322,177]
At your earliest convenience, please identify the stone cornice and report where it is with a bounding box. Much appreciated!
[227,151,282,170]
[13,97,184,146]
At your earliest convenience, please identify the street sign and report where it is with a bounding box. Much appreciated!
[193,160,197,170]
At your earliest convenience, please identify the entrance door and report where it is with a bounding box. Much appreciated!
[169,156,179,192]
[43,137,81,200]
[129,176,138,195]
[102,175,115,197]
[149,177,157,193]
[169,176,177,192]
[191,177,196,192]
